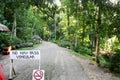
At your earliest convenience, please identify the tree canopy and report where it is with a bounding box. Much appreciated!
[0,0,120,73]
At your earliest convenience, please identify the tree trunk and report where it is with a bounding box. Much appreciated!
[12,13,17,36]
[74,33,78,48]
[95,34,100,64]
[81,10,86,46]
[67,8,70,40]
[54,13,57,40]
[95,4,101,64]
[74,0,79,48]
[81,20,85,46]
[31,23,35,36]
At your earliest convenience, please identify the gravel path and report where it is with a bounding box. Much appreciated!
[0,41,89,80]
[1,41,119,80]
[71,54,120,80]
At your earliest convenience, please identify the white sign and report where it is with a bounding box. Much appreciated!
[33,70,45,80]
[10,50,40,60]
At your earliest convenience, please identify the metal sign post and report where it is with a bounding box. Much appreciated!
[39,56,41,70]
[9,59,16,80]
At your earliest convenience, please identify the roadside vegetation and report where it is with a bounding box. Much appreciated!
[17,44,39,50]
[69,49,92,59]
[0,0,120,75]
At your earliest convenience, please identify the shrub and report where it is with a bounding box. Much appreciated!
[33,40,40,44]
[10,36,22,49]
[80,46,91,55]
[58,40,73,49]
[0,33,10,46]
[51,40,59,44]
[110,49,120,73]
[74,46,91,55]
[99,54,110,67]
[10,37,22,44]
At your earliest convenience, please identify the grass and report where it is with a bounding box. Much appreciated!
[69,49,92,59]
[17,44,40,50]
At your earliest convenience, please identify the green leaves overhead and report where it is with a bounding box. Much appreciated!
[0,0,120,45]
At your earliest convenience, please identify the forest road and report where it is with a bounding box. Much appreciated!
[1,41,89,80]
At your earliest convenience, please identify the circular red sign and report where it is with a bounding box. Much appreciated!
[34,70,43,80]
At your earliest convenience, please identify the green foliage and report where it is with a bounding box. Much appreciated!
[26,39,40,45]
[69,49,92,59]
[100,36,120,51]
[32,40,40,44]
[51,40,74,49]
[112,41,120,51]
[99,54,111,67]
[17,44,39,50]
[99,49,120,73]
[0,0,120,74]
[110,49,120,73]
[58,40,73,48]
[74,46,91,55]
[10,36,22,49]
[0,33,10,46]
[51,40,59,44]
[11,36,22,43]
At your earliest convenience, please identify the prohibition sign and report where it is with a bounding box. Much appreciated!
[34,70,43,80]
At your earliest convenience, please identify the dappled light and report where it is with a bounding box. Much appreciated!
[0,0,120,80]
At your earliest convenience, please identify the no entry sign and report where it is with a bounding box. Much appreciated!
[33,70,45,80]
[10,50,40,60]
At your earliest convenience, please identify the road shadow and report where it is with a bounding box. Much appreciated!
[0,54,3,60]
[0,53,9,60]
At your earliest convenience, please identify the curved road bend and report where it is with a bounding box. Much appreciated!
[0,41,89,80]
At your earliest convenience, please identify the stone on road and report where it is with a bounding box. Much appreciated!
[0,41,89,80]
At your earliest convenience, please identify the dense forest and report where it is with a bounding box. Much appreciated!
[0,0,120,73]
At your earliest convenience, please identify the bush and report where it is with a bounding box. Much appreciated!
[98,49,120,73]
[74,46,91,55]
[99,54,110,67]
[33,40,40,44]
[22,42,33,47]
[51,40,59,44]
[10,36,22,49]
[0,33,10,46]
[110,49,120,73]
[58,40,73,49]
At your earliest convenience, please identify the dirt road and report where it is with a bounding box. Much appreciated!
[0,41,89,80]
